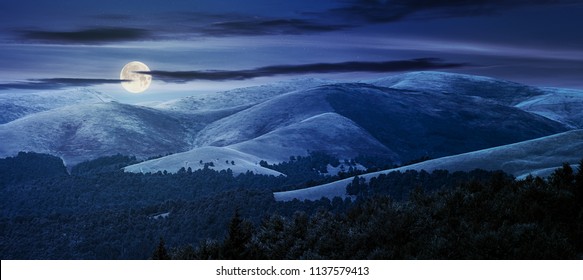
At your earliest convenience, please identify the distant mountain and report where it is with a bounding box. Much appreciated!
[0,102,190,166]
[152,78,333,113]
[369,71,546,105]
[274,129,583,202]
[371,71,582,128]
[0,88,113,124]
[515,87,583,129]
[0,72,577,173]
[194,82,567,163]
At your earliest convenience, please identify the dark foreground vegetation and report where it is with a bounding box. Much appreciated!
[1,152,582,259]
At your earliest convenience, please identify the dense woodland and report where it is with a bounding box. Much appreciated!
[1,152,582,259]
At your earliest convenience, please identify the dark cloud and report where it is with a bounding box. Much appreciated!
[0,78,127,90]
[192,1,580,36]
[0,59,468,90]
[198,18,351,36]
[7,1,581,43]
[16,16,347,43]
[330,0,579,23]
[138,58,468,82]
[20,27,151,44]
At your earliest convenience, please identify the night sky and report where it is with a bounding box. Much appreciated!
[1,0,582,103]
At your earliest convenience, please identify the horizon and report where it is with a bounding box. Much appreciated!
[1,70,580,105]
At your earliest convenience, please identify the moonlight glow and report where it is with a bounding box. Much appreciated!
[120,61,152,93]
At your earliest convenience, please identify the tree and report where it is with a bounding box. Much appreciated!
[550,163,575,190]
[575,159,583,204]
[346,175,366,196]
[222,210,254,259]
[152,237,170,260]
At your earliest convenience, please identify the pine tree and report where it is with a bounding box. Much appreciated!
[152,237,170,260]
[222,210,254,259]
[346,175,366,196]
[550,163,575,190]
[575,158,583,203]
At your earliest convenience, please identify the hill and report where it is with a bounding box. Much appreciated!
[194,82,567,163]
[0,72,576,174]
[0,102,191,166]
[369,71,545,105]
[123,146,284,176]
[152,78,333,113]
[274,129,583,201]
[229,112,398,163]
[0,88,113,124]
[515,87,583,129]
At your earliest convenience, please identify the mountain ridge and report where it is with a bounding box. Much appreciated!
[0,71,578,172]
[193,81,567,164]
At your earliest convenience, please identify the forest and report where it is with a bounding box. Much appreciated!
[1,152,582,259]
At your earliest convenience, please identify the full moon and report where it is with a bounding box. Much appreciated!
[120,61,152,93]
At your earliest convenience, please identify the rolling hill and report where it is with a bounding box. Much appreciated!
[369,71,546,105]
[0,88,114,124]
[515,87,583,129]
[274,129,583,201]
[229,112,399,163]
[193,82,567,163]
[0,71,578,175]
[152,78,333,112]
[0,102,191,166]
[123,146,284,176]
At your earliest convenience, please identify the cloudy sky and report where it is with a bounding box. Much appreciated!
[1,0,582,102]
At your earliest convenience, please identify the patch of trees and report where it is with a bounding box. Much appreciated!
[260,152,338,179]
[164,161,583,260]
[71,154,139,175]
[260,151,367,191]
[346,169,510,201]
[0,152,68,185]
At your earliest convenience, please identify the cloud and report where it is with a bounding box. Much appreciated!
[138,58,468,82]
[15,16,347,43]
[198,18,351,36]
[20,27,151,44]
[0,78,127,90]
[9,1,581,44]
[0,59,467,90]
[330,0,579,23]
[183,0,580,37]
